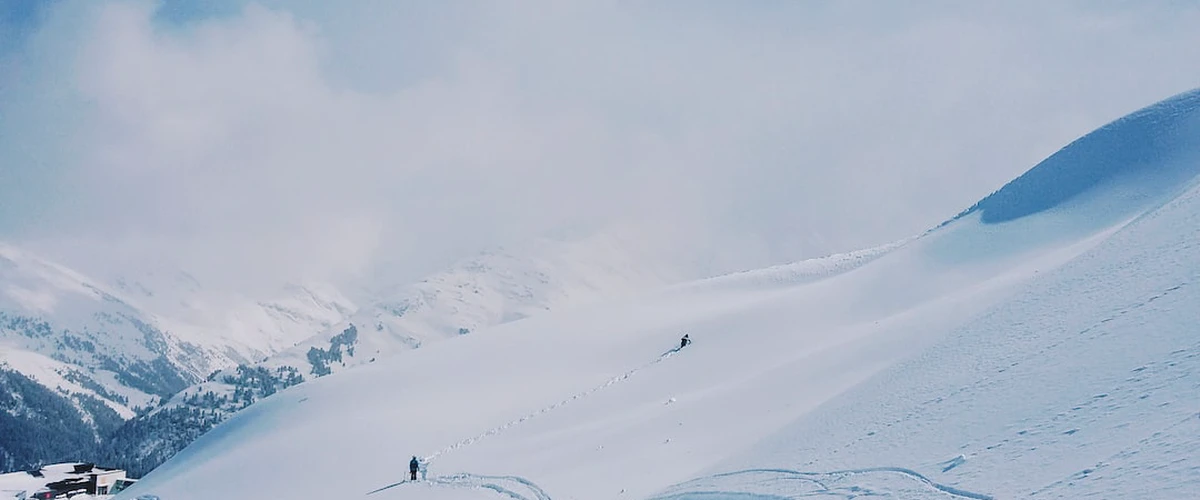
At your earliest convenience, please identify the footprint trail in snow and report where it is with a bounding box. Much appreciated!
[423,345,687,464]
[367,346,687,497]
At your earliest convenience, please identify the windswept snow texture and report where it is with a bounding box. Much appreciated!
[675,239,912,293]
[116,87,1200,500]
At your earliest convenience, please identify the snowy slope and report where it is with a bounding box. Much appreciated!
[101,227,708,477]
[685,173,1200,500]
[0,346,139,419]
[145,228,691,412]
[114,87,1200,500]
[680,87,1200,499]
[267,231,685,380]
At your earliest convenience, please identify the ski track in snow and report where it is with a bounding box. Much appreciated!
[432,474,553,500]
[368,468,991,500]
[422,346,687,464]
[646,468,992,500]
[366,346,688,497]
[366,473,551,499]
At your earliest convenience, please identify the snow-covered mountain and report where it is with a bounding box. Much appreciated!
[0,242,356,385]
[0,246,356,472]
[114,86,1200,499]
[0,242,206,393]
[108,267,357,363]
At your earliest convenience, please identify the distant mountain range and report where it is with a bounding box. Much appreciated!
[0,240,353,474]
[2,223,775,476]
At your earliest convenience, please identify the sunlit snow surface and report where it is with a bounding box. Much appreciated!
[116,88,1200,500]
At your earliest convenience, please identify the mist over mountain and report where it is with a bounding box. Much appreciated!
[4,1,1200,495]
[6,0,1200,297]
[118,87,1200,500]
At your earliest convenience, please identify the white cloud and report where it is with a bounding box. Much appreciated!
[4,0,1200,295]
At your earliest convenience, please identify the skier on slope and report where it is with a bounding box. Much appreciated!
[680,334,691,349]
[410,456,420,481]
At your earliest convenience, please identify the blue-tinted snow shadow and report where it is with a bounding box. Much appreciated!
[913,88,1200,267]
[951,87,1200,226]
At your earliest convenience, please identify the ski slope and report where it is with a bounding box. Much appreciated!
[114,87,1200,500]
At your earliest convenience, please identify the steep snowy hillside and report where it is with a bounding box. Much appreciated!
[679,87,1200,499]
[683,187,1200,499]
[113,86,1200,500]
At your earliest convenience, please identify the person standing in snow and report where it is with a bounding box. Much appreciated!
[410,456,420,481]
[680,334,690,349]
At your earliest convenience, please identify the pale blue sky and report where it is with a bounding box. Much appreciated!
[0,0,52,232]
[2,0,1200,292]
[0,0,233,231]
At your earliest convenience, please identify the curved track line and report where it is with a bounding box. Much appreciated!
[433,473,553,500]
[365,472,553,499]
[652,467,993,500]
